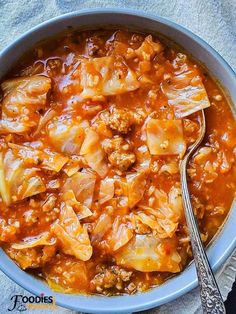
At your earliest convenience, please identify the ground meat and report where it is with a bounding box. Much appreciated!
[43,254,89,292]
[103,136,136,171]
[90,265,133,294]
[183,118,200,144]
[0,218,19,242]
[105,107,145,134]
[192,196,205,219]
[5,245,56,269]
[109,150,136,172]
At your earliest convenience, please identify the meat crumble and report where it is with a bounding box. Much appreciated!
[103,136,136,171]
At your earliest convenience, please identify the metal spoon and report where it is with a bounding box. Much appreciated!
[179,110,226,314]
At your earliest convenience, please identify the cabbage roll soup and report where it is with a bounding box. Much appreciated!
[0,29,235,295]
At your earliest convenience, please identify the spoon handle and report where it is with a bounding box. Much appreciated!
[180,157,226,314]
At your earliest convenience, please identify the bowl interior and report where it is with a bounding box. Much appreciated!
[0,9,235,314]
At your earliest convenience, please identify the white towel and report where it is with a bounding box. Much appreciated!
[0,1,235,313]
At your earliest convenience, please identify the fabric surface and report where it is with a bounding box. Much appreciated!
[0,0,235,313]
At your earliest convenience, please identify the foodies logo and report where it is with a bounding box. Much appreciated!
[8,293,56,311]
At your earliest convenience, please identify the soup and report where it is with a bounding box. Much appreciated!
[0,29,235,295]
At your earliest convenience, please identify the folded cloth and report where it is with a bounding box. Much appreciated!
[0,1,235,313]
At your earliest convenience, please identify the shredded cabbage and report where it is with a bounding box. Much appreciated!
[33,108,57,136]
[0,152,11,205]
[79,56,140,99]
[80,129,108,178]
[52,203,92,261]
[61,190,92,220]
[161,68,210,117]
[0,76,51,134]
[62,172,96,208]
[9,143,68,173]
[12,232,56,249]
[109,217,133,251]
[115,234,181,272]
[48,114,89,155]
[92,213,112,242]
[135,35,163,61]
[146,118,186,157]
[136,186,183,238]
[127,171,148,208]
[0,149,46,204]
[98,178,115,204]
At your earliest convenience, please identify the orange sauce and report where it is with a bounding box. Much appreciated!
[0,29,235,295]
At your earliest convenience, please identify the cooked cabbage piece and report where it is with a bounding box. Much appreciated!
[6,244,56,269]
[62,157,84,177]
[62,172,96,208]
[61,190,92,220]
[137,186,183,238]
[91,212,113,243]
[11,232,56,249]
[0,150,46,205]
[168,185,184,221]
[135,35,164,61]
[115,234,181,272]
[135,145,151,171]
[47,114,89,155]
[79,56,140,99]
[8,143,68,172]
[80,128,108,177]
[109,217,133,251]
[98,178,115,204]
[0,76,51,133]
[52,203,92,261]
[127,171,148,208]
[0,152,11,205]
[146,119,186,157]
[33,108,57,136]
[162,69,210,117]
[20,176,46,200]
[134,212,177,239]
[153,187,183,222]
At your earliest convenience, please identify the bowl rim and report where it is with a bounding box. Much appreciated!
[0,8,236,314]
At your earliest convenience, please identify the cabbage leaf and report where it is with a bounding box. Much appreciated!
[79,56,140,99]
[0,76,51,134]
[146,119,186,157]
[52,203,92,261]
[116,234,181,272]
